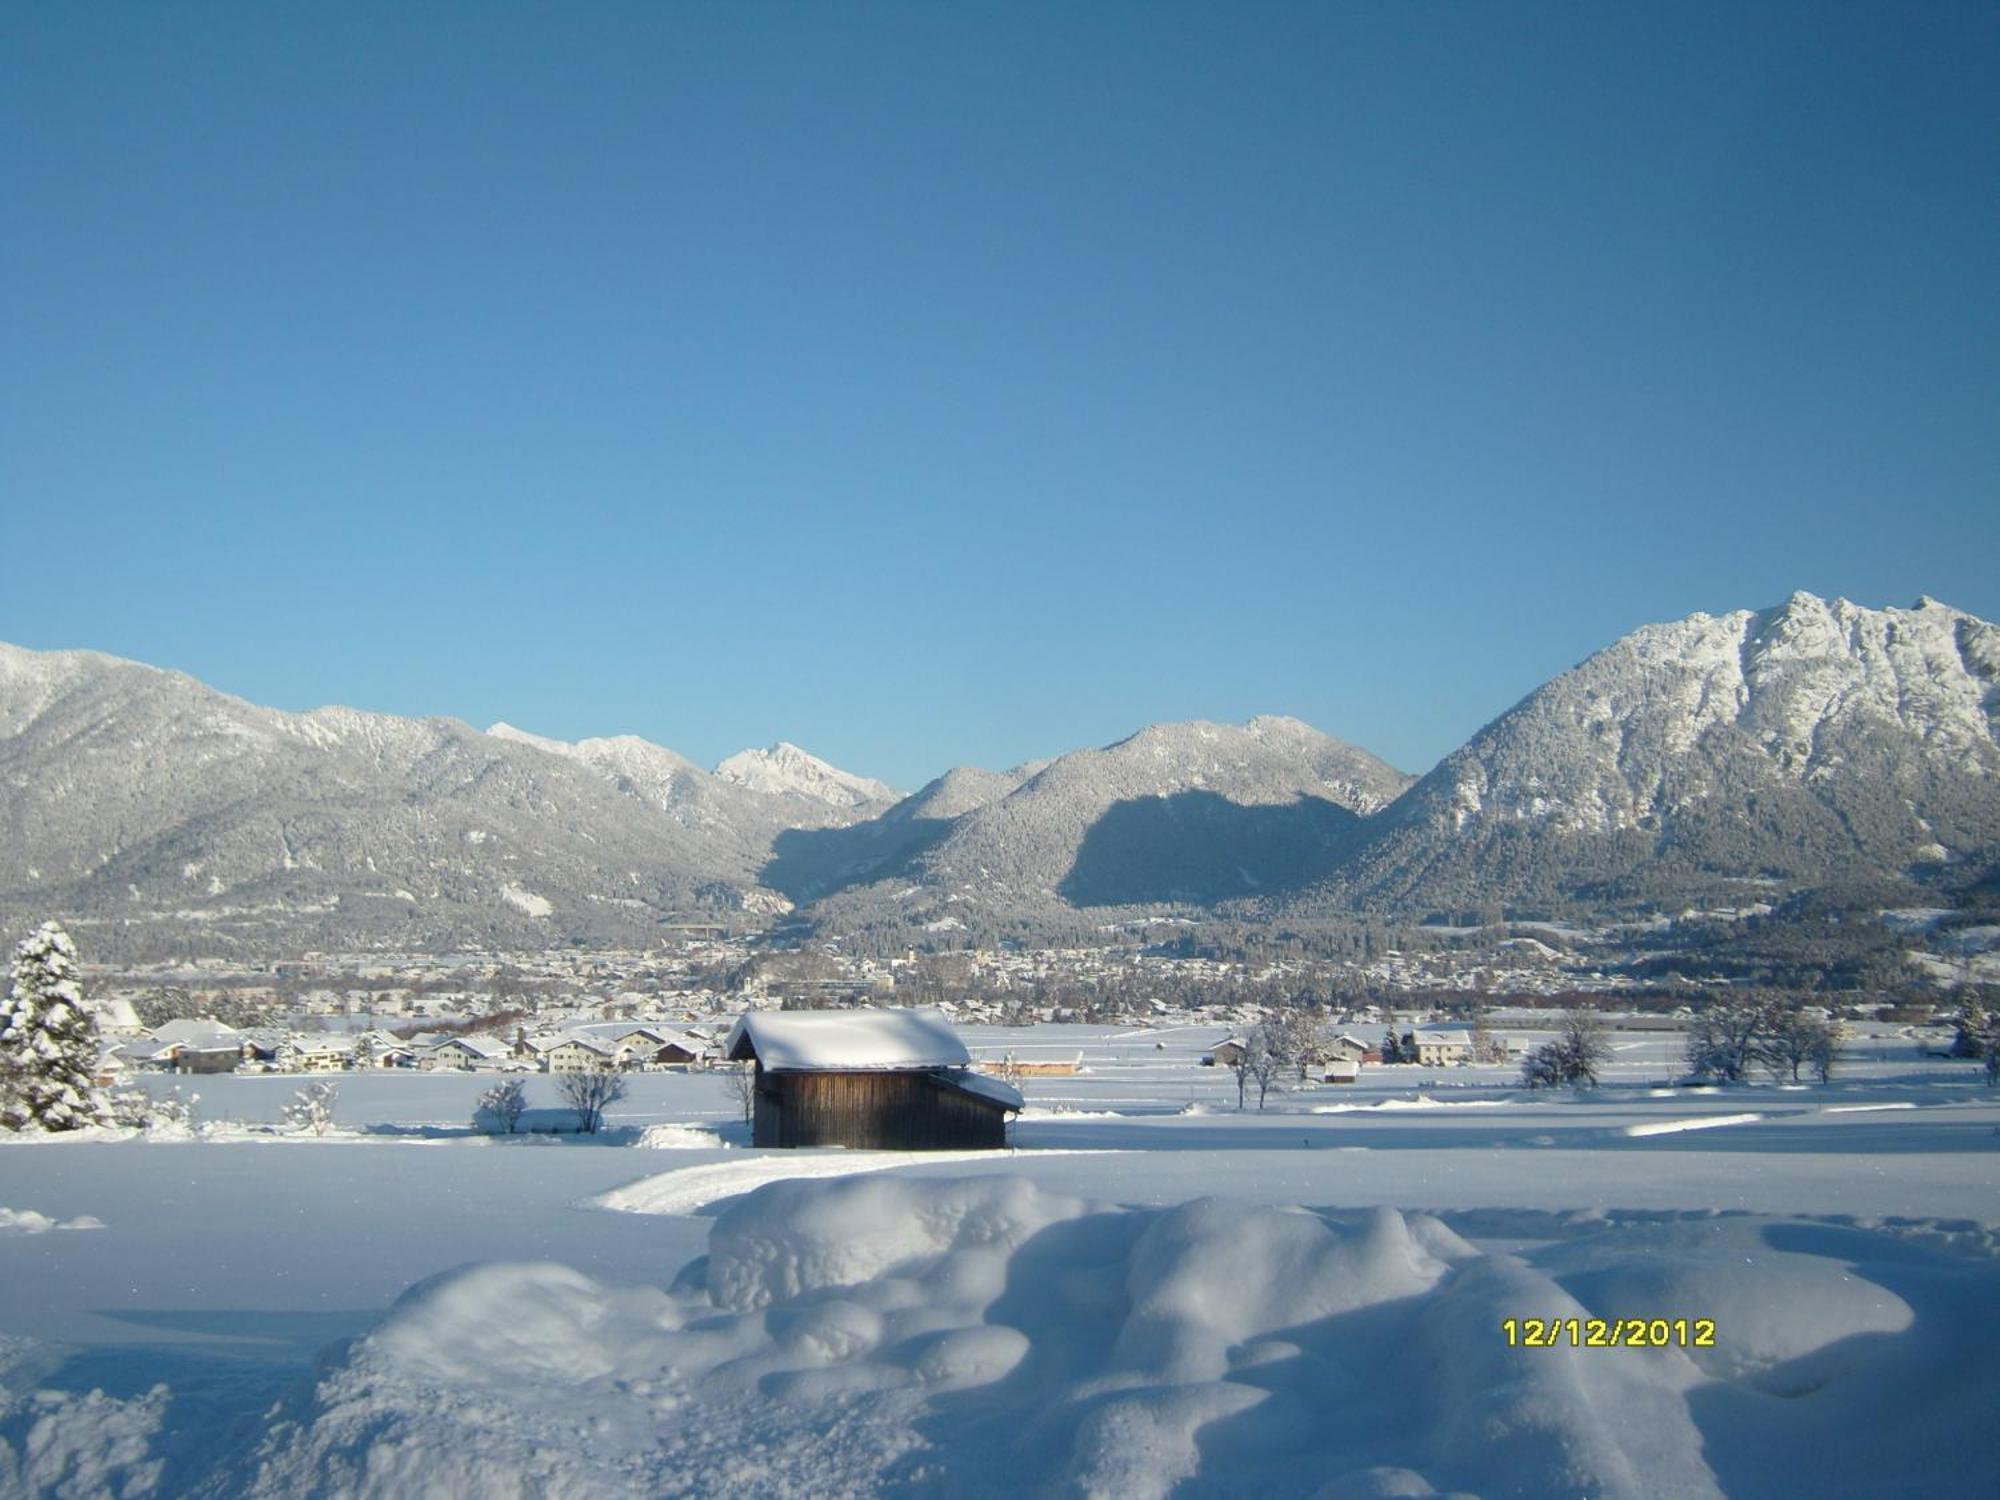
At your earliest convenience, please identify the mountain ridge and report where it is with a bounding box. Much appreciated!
[3,591,1995,954]
[1297,592,2000,913]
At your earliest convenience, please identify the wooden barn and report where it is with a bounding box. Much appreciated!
[724,1007,1023,1150]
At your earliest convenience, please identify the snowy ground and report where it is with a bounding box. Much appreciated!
[2,1022,1996,1497]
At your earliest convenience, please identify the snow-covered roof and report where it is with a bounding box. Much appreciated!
[937,1070,1025,1111]
[569,1022,700,1050]
[87,997,143,1030]
[1410,1026,1472,1044]
[288,1034,356,1054]
[725,1007,971,1072]
[436,1034,513,1058]
[147,1019,243,1050]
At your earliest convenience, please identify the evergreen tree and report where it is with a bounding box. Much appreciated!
[0,922,110,1132]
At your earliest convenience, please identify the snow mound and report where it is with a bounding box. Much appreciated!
[1624,1113,1763,1137]
[590,1148,1012,1216]
[704,1174,1093,1312]
[633,1123,733,1150]
[1538,1218,1914,1383]
[1314,1096,1512,1113]
[0,1380,168,1498]
[190,1177,2000,1499]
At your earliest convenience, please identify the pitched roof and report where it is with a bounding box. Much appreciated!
[568,1022,701,1051]
[435,1033,513,1058]
[147,1019,243,1050]
[724,1006,971,1072]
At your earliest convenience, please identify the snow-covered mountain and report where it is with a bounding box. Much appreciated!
[760,759,1053,904]
[787,716,1415,925]
[6,593,1994,954]
[715,742,900,814]
[0,647,884,954]
[1314,593,2000,911]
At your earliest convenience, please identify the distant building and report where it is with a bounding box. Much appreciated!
[969,1048,1083,1077]
[724,1007,1021,1150]
[142,1019,247,1074]
[426,1034,515,1071]
[281,1034,357,1073]
[1202,1037,1248,1068]
[1410,1026,1473,1066]
[1325,1034,1374,1063]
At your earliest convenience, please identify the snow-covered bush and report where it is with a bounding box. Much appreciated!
[0,921,110,1132]
[107,1084,200,1133]
[1520,1008,1608,1089]
[283,1081,340,1136]
[473,1078,528,1134]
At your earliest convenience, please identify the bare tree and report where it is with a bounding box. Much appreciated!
[474,1077,529,1134]
[717,1060,756,1124]
[1684,995,1780,1083]
[1762,1009,1838,1083]
[558,1067,627,1134]
[1237,1022,1287,1111]
[1227,1046,1252,1110]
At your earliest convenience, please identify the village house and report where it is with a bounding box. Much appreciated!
[1325,1033,1374,1063]
[725,1006,1022,1150]
[616,1026,705,1066]
[565,1023,707,1068]
[969,1047,1084,1077]
[1202,1037,1248,1068]
[537,1035,619,1073]
[424,1034,515,1071]
[141,1019,249,1074]
[91,1045,127,1090]
[350,1030,414,1068]
[280,1033,357,1072]
[1410,1026,1474,1066]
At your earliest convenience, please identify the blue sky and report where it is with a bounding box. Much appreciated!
[4,2,1995,789]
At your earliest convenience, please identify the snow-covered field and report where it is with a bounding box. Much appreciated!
[3,1023,1997,1497]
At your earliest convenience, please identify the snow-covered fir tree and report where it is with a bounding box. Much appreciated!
[0,921,110,1132]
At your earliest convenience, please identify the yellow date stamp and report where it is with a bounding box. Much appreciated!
[1502,1317,1716,1349]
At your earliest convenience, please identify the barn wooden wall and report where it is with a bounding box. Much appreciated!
[753,1069,1007,1149]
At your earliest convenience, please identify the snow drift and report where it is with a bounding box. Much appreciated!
[168,1175,2000,1500]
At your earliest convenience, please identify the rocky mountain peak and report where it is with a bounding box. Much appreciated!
[714,743,899,810]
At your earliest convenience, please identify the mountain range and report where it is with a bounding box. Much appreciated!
[2,592,1994,955]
